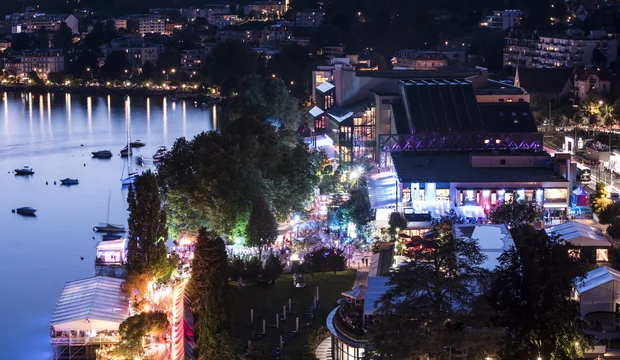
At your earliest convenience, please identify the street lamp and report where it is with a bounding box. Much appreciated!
[86,67,92,80]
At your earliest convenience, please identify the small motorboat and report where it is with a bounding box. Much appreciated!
[120,146,133,157]
[102,234,123,241]
[60,178,79,185]
[92,150,113,159]
[14,166,34,175]
[93,223,126,233]
[153,146,168,162]
[130,140,145,148]
[15,207,36,216]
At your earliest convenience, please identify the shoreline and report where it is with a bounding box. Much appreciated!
[0,84,223,103]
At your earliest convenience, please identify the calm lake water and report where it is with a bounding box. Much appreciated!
[0,91,215,359]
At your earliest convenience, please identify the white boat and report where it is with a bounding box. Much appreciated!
[153,146,168,162]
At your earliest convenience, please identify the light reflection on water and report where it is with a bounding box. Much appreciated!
[0,91,214,359]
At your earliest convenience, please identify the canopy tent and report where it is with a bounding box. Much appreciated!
[96,238,126,264]
[576,266,620,316]
[453,224,515,271]
[573,186,590,206]
[342,285,367,300]
[455,205,486,219]
[51,276,129,332]
[363,276,390,315]
[546,221,611,247]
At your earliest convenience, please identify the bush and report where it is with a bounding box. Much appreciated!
[243,257,263,281]
[262,253,283,283]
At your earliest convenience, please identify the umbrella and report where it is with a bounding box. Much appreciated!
[341,284,367,300]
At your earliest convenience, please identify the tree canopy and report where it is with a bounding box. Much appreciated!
[101,50,131,79]
[369,216,493,359]
[53,22,74,51]
[116,311,169,358]
[590,181,612,216]
[488,226,594,360]
[489,199,543,227]
[246,196,278,258]
[204,40,258,94]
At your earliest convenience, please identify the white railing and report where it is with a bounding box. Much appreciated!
[51,335,121,345]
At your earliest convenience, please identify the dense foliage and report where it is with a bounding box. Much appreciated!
[125,171,175,294]
[158,117,319,238]
[305,247,346,274]
[488,226,594,360]
[116,311,169,358]
[388,212,407,235]
[599,202,620,238]
[489,199,543,227]
[369,216,494,359]
[190,229,237,359]
[246,196,279,258]
[203,40,258,94]
[590,182,612,216]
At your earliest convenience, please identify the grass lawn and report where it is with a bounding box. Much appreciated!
[231,270,356,359]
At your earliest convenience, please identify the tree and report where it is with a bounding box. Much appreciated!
[388,212,407,235]
[489,199,543,227]
[36,27,49,50]
[28,71,44,85]
[265,44,315,99]
[262,253,283,283]
[341,189,371,228]
[101,50,131,79]
[116,311,169,358]
[246,196,278,259]
[156,49,181,72]
[53,22,74,51]
[204,40,258,94]
[10,33,33,51]
[590,181,612,215]
[126,171,172,283]
[369,216,491,359]
[488,226,594,360]
[190,229,237,360]
[227,74,302,129]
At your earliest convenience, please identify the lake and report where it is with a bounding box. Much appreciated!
[0,91,215,359]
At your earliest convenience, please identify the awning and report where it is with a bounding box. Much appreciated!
[363,276,390,315]
[341,284,367,300]
[455,205,485,218]
[573,185,588,196]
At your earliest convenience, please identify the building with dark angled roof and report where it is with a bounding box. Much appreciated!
[514,67,573,102]
[572,65,612,103]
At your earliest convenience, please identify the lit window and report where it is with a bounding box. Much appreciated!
[597,249,609,262]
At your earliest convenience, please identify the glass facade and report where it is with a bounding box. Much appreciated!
[332,335,365,360]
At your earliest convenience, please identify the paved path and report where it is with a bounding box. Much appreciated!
[315,336,333,360]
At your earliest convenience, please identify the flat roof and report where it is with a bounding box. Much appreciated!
[391,151,568,183]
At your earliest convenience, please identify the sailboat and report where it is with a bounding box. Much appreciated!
[93,190,126,233]
[121,119,137,186]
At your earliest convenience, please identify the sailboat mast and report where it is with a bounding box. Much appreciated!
[106,189,111,224]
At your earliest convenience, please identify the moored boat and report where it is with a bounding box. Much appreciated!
[102,234,123,241]
[92,150,113,159]
[130,140,145,148]
[60,178,79,185]
[120,146,133,157]
[152,146,168,162]
[15,207,36,216]
[14,166,34,175]
[93,223,126,233]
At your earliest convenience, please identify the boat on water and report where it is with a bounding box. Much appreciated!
[60,178,79,185]
[15,207,36,216]
[152,146,168,162]
[92,150,113,159]
[130,140,145,148]
[93,223,126,233]
[120,145,133,157]
[14,166,34,175]
[102,234,123,241]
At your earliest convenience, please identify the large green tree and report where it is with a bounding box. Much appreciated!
[342,189,371,228]
[488,226,594,360]
[116,311,169,358]
[204,40,258,94]
[190,229,237,359]
[101,50,131,79]
[369,216,493,359]
[53,22,74,51]
[227,74,302,129]
[590,181,612,216]
[126,171,172,280]
[246,196,278,259]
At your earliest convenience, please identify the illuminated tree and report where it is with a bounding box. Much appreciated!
[590,181,612,216]
[388,212,407,235]
[489,199,543,227]
[246,196,278,259]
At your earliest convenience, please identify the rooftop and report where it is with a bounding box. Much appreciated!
[391,151,567,183]
[453,224,515,270]
[576,266,620,293]
[546,221,611,247]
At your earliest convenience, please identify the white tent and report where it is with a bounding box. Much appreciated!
[576,266,620,316]
[342,285,367,300]
[546,221,611,247]
[453,224,515,271]
[51,276,130,331]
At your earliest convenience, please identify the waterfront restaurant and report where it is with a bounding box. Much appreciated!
[95,238,128,278]
[51,276,130,360]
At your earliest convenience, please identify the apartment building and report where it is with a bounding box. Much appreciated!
[244,1,287,16]
[137,16,165,36]
[481,10,524,30]
[4,49,65,79]
[181,49,210,73]
[24,14,78,33]
[108,35,159,74]
[504,29,617,68]
[295,9,325,27]
[392,50,449,70]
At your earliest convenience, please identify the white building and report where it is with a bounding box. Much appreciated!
[138,16,165,36]
[5,49,65,79]
[392,50,449,70]
[481,10,524,31]
[536,30,617,68]
[24,14,78,33]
